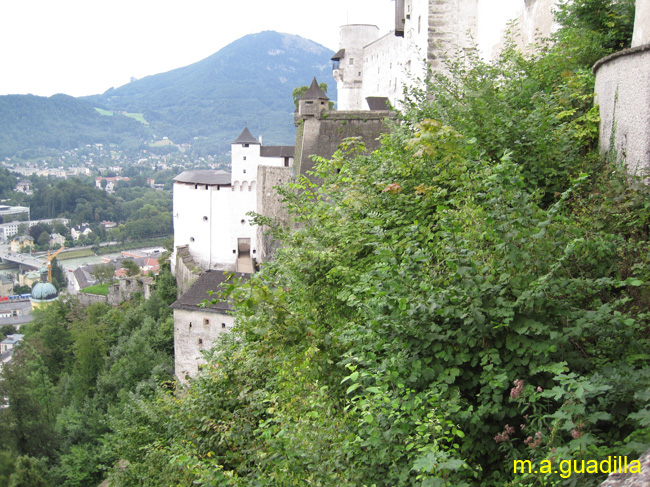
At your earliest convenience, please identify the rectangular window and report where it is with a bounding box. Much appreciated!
[203,318,210,326]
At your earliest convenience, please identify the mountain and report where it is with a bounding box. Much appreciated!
[0,94,150,158]
[0,31,336,159]
[85,31,336,153]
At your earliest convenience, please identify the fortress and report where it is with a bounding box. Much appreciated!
[172,0,650,380]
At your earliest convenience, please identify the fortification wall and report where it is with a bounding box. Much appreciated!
[595,45,650,174]
[174,245,202,298]
[76,293,107,307]
[295,111,394,178]
[174,308,234,382]
[256,165,293,263]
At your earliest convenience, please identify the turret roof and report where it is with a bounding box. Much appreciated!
[300,77,329,101]
[233,126,260,145]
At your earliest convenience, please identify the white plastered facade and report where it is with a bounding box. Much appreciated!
[172,130,292,273]
[334,0,559,111]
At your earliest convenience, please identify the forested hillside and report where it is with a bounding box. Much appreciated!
[1,1,647,486]
[85,31,335,153]
[0,94,150,158]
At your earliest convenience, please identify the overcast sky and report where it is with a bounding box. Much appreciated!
[0,0,394,98]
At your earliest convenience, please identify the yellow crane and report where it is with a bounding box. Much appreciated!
[45,245,65,283]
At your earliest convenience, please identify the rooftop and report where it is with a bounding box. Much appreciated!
[171,270,250,313]
[233,126,260,145]
[260,146,295,158]
[173,170,232,186]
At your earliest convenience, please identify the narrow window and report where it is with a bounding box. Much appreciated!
[198,338,203,345]
[243,156,247,161]
[349,58,354,65]
[203,318,210,326]
[221,323,227,329]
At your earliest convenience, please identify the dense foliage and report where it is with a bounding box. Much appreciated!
[0,266,177,486]
[2,3,645,486]
[96,4,650,487]
[22,178,173,244]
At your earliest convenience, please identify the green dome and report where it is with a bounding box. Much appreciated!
[31,281,58,301]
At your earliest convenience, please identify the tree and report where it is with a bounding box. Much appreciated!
[121,259,140,277]
[36,231,50,249]
[92,264,115,284]
[1,324,16,339]
[50,258,67,292]
[7,456,50,487]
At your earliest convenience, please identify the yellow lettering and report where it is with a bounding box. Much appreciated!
[586,460,598,473]
[573,460,585,473]
[560,460,572,478]
[514,460,532,474]
[600,457,612,474]
[539,460,552,474]
[629,460,641,474]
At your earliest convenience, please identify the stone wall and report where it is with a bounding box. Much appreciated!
[174,245,203,298]
[594,44,650,174]
[633,0,650,47]
[256,165,293,263]
[76,292,108,307]
[294,110,395,179]
[76,277,154,307]
[173,308,234,382]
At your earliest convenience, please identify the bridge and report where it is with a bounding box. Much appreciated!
[0,249,45,272]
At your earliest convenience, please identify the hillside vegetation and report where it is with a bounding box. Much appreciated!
[0,94,150,158]
[85,31,336,153]
[103,3,649,487]
[2,2,648,486]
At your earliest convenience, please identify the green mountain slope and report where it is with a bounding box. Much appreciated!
[85,31,336,152]
[0,31,335,158]
[0,94,150,158]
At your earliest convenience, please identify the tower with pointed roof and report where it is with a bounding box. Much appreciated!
[231,126,261,183]
[171,126,294,275]
[297,77,330,118]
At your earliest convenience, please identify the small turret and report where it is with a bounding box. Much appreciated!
[298,77,330,118]
[231,126,261,183]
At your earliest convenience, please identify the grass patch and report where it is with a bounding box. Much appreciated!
[81,282,113,295]
[150,139,174,147]
[94,108,147,124]
[57,249,95,260]
[94,108,114,116]
[124,112,148,124]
